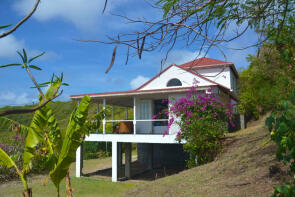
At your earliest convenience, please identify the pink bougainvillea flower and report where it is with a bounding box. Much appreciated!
[177,131,181,137]
[163,130,168,137]
[152,115,158,119]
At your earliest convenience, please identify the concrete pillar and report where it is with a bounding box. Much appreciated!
[240,114,245,129]
[117,142,122,167]
[125,143,132,179]
[76,145,82,177]
[147,144,153,170]
[112,141,118,182]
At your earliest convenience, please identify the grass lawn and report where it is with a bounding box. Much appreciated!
[122,117,292,197]
[0,150,138,197]
[0,176,136,197]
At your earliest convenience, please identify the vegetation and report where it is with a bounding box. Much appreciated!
[238,42,295,120]
[122,117,291,197]
[266,90,295,196]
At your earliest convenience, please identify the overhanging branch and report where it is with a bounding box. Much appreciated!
[0,0,40,38]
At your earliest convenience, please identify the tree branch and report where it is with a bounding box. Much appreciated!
[0,89,62,116]
[0,0,40,38]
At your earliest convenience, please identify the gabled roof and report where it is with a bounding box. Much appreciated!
[179,57,230,68]
[136,64,230,91]
[179,57,239,78]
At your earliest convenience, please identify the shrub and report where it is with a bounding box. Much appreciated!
[266,90,295,196]
[167,86,233,167]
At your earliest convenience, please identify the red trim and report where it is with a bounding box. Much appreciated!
[136,64,174,90]
[179,57,239,79]
[179,57,231,68]
[177,65,230,91]
[136,64,230,91]
[70,85,218,99]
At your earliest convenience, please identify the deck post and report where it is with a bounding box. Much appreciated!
[125,107,128,120]
[117,142,122,167]
[103,99,106,134]
[96,102,99,134]
[133,97,136,134]
[112,105,115,127]
[112,141,118,182]
[76,145,82,177]
[125,143,132,179]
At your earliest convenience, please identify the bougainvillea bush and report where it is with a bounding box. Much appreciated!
[164,86,234,168]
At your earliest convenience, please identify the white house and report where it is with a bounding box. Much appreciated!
[70,57,239,182]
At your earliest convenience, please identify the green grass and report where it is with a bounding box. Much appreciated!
[122,118,292,197]
[0,176,136,197]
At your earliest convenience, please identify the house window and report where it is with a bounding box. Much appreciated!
[140,101,151,120]
[167,78,182,87]
[153,99,168,126]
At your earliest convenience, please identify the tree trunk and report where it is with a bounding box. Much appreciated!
[22,188,32,197]
[65,171,74,197]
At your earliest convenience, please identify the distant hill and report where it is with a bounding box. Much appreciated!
[0,100,133,133]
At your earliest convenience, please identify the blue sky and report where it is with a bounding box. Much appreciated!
[0,0,257,106]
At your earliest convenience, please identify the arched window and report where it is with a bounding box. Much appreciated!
[167,78,182,87]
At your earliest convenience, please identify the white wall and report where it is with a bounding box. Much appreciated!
[196,67,231,90]
[140,66,214,90]
[168,93,184,135]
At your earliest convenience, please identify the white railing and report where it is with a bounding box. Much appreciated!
[99,119,168,135]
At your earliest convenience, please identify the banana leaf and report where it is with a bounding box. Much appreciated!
[50,95,90,190]
[0,116,29,135]
[0,147,18,168]
[23,82,62,172]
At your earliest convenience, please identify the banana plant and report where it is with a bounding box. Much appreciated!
[0,147,31,197]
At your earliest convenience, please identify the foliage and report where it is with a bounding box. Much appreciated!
[0,134,24,182]
[266,90,295,196]
[164,86,233,167]
[238,42,295,120]
[49,95,90,192]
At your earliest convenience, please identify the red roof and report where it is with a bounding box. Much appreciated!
[179,57,231,68]
[179,57,238,78]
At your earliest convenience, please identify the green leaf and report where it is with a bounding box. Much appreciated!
[0,24,11,29]
[22,49,27,63]
[17,51,25,63]
[0,147,18,168]
[0,116,29,136]
[62,83,69,86]
[23,80,63,172]
[50,95,91,190]
[28,52,45,63]
[0,63,21,68]
[29,65,42,70]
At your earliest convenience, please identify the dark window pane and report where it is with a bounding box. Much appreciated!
[167,78,182,87]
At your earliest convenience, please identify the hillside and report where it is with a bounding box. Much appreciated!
[0,100,133,132]
[122,118,292,197]
[0,110,292,196]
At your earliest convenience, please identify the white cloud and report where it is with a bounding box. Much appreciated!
[130,75,149,89]
[14,0,109,30]
[0,34,25,58]
[0,34,59,60]
[163,49,207,67]
[0,91,34,106]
